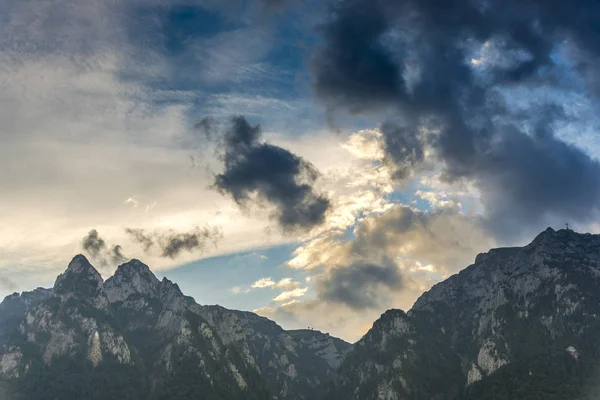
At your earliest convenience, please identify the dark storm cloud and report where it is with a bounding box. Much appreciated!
[81,230,130,267]
[380,122,425,180]
[125,226,223,259]
[318,258,402,310]
[310,0,600,238]
[213,116,330,232]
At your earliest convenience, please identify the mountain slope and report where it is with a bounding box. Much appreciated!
[0,256,349,400]
[3,228,600,399]
[328,228,600,399]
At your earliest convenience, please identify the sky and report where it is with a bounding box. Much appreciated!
[1,0,600,342]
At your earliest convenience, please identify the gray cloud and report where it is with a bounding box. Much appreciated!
[82,229,107,260]
[213,116,331,232]
[125,228,155,252]
[110,245,128,265]
[81,230,129,267]
[255,195,499,339]
[310,0,600,239]
[318,258,402,310]
[288,204,492,314]
[194,117,218,141]
[125,226,223,259]
[380,122,425,180]
[351,205,494,273]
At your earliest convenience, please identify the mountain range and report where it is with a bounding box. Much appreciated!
[1,228,600,399]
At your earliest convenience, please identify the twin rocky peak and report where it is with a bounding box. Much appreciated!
[53,254,182,307]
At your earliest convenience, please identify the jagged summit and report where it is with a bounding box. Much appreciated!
[104,259,160,303]
[53,254,104,296]
[110,259,159,288]
[114,259,154,277]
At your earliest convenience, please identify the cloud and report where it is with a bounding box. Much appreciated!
[124,197,140,208]
[273,287,308,302]
[231,286,250,294]
[256,273,434,342]
[81,229,129,268]
[0,276,18,292]
[252,277,277,288]
[310,0,600,239]
[260,202,495,340]
[125,226,223,259]
[318,258,402,310]
[82,229,106,259]
[415,190,461,210]
[380,122,426,180]
[213,116,331,232]
[251,277,301,290]
[110,245,128,265]
[297,204,491,309]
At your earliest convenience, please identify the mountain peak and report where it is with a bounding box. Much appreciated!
[104,259,160,303]
[54,255,104,295]
[524,227,598,257]
[113,259,156,280]
[530,226,559,244]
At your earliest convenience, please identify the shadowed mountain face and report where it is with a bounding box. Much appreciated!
[3,228,600,399]
[0,256,350,400]
[328,228,600,399]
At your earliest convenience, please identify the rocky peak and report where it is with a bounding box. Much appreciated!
[359,309,413,347]
[525,227,600,256]
[114,259,155,279]
[104,259,160,303]
[53,255,104,299]
[159,277,183,297]
[158,277,189,310]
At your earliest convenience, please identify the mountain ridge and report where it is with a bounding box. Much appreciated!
[329,227,600,399]
[0,255,350,400]
[3,228,600,399]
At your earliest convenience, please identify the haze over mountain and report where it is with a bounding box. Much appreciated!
[2,228,600,399]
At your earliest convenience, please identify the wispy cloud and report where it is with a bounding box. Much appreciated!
[81,229,129,269]
[125,226,223,259]
[251,277,301,290]
[273,287,307,302]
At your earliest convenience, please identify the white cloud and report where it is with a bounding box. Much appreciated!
[273,287,308,302]
[230,286,250,294]
[278,129,395,271]
[415,190,461,210]
[274,278,300,290]
[124,197,140,208]
[250,277,301,291]
[252,278,277,288]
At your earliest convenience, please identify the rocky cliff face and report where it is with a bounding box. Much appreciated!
[0,255,349,400]
[3,228,600,399]
[328,228,600,399]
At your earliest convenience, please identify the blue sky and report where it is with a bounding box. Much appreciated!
[2,0,600,341]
